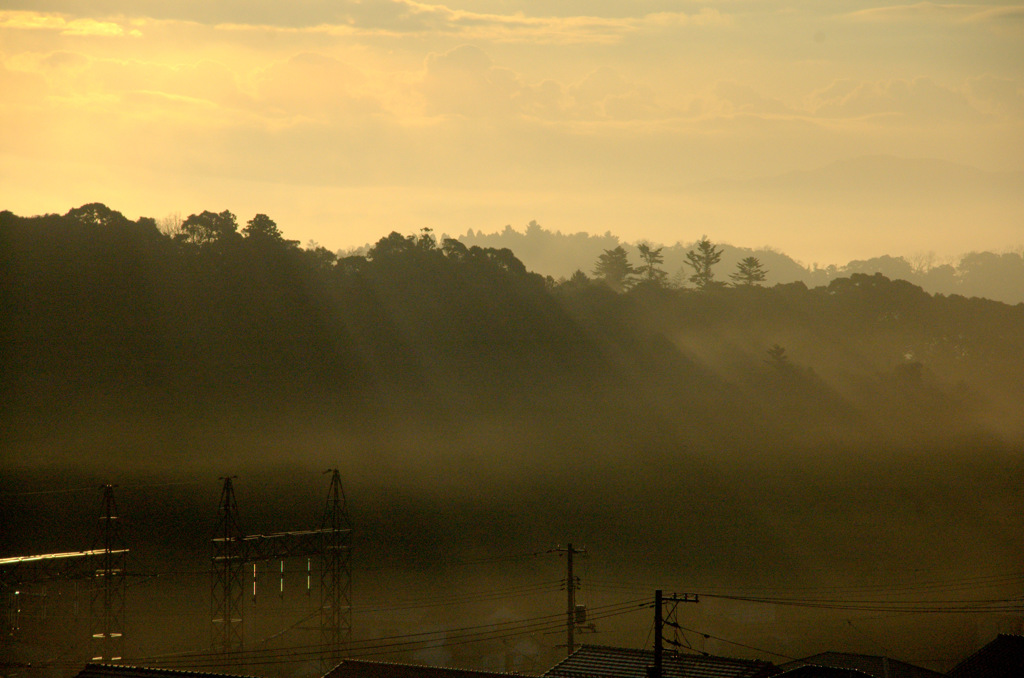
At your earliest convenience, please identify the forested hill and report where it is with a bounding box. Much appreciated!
[2,204,1022,470]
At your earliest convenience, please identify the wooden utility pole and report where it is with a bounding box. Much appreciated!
[649,590,699,678]
[567,543,575,656]
[653,589,662,678]
[551,543,586,656]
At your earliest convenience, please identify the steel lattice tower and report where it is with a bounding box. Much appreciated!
[90,484,127,661]
[212,476,245,655]
[320,469,352,672]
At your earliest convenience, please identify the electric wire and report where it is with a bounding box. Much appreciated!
[158,597,649,661]
[586,569,1024,598]
[124,599,651,670]
[672,623,797,661]
[111,597,650,670]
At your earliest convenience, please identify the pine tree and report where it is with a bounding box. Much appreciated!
[593,246,636,292]
[730,256,768,286]
[636,243,668,286]
[685,236,723,289]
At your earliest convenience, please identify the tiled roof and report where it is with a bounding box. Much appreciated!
[542,644,777,678]
[75,664,259,678]
[948,634,1024,678]
[780,653,944,678]
[324,658,526,678]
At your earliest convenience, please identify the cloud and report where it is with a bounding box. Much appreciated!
[420,45,522,117]
[203,2,731,45]
[0,10,68,31]
[254,53,383,121]
[40,50,90,70]
[966,5,1024,24]
[0,62,48,105]
[557,67,671,121]
[417,48,679,122]
[713,81,794,117]
[640,8,732,29]
[571,67,631,105]
[0,10,138,37]
[969,75,1024,118]
[809,77,983,122]
[845,2,1024,25]
[4,48,254,125]
[515,80,569,119]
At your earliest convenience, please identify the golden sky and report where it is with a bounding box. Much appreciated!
[2,1,1022,264]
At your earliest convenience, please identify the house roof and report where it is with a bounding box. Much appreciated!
[542,644,778,678]
[75,664,259,678]
[780,652,944,678]
[323,658,525,678]
[775,667,876,678]
[948,634,1024,678]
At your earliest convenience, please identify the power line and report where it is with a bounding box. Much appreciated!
[587,570,1024,597]
[0,480,205,497]
[698,592,1024,614]
[672,623,797,661]
[118,598,650,670]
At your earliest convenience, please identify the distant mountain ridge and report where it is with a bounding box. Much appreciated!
[454,219,1024,305]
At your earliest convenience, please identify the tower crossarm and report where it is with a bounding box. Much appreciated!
[0,549,129,585]
[237,528,347,561]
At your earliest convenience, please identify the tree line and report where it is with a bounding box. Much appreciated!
[458,221,1024,305]
[590,237,767,291]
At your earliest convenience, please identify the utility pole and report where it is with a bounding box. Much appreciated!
[648,590,699,678]
[567,544,575,656]
[551,543,586,656]
[91,484,126,662]
[653,590,662,678]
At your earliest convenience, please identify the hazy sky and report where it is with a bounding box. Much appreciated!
[2,1,1022,264]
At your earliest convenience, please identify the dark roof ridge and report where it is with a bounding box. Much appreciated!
[336,658,530,676]
[797,651,939,669]
[780,663,875,676]
[81,664,260,678]
[785,652,946,678]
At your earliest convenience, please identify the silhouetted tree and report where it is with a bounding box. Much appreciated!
[636,243,668,286]
[158,212,183,238]
[567,270,590,287]
[685,236,723,289]
[66,203,130,227]
[415,227,437,251]
[305,243,338,269]
[369,233,408,260]
[730,256,767,286]
[957,251,1024,303]
[243,213,296,247]
[177,210,239,245]
[442,237,470,261]
[480,247,528,275]
[593,246,635,292]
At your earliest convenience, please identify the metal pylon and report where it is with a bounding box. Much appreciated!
[212,476,245,656]
[320,469,352,673]
[90,484,126,661]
